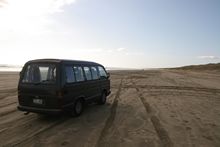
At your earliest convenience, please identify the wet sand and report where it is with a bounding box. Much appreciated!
[0,70,220,147]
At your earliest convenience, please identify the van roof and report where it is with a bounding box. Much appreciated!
[27,59,102,66]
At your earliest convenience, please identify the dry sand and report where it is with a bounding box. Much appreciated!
[0,70,220,147]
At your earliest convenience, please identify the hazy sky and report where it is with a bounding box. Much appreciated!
[0,0,220,68]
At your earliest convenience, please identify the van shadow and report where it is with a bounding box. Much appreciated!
[35,102,113,123]
[15,102,136,146]
[34,101,133,127]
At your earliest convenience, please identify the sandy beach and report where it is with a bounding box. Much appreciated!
[0,69,220,147]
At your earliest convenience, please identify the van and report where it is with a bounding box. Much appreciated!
[17,59,111,116]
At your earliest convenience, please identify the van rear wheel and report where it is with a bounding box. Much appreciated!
[71,99,83,117]
[98,92,106,105]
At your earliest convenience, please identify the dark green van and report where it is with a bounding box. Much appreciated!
[17,59,111,116]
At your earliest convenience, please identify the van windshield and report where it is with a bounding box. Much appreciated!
[22,63,56,84]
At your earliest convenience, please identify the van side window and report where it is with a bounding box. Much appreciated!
[65,66,75,83]
[91,66,99,80]
[83,67,92,80]
[98,66,107,78]
[74,66,85,82]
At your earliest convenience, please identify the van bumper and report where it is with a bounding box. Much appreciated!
[17,105,62,115]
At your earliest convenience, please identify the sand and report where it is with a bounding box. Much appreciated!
[0,69,220,147]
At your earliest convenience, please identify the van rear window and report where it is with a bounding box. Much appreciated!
[22,64,56,84]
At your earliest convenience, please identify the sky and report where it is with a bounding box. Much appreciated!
[0,0,220,68]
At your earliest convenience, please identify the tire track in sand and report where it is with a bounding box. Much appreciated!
[0,88,17,102]
[0,101,17,108]
[0,108,17,117]
[0,88,17,93]
[96,79,123,147]
[123,84,220,94]
[132,80,173,147]
[0,92,17,100]
[3,117,68,147]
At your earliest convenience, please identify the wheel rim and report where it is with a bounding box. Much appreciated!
[75,101,82,114]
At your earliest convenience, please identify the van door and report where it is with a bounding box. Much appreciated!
[98,66,110,93]
[83,66,94,101]
[90,66,102,100]
[63,66,86,107]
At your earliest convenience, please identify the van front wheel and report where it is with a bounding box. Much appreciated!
[71,99,83,117]
[98,92,106,105]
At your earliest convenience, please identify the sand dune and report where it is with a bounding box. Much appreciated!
[172,63,220,71]
[0,69,220,147]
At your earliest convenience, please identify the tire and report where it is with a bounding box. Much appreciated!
[71,99,83,117]
[98,92,106,105]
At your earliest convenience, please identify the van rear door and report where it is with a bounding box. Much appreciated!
[18,63,60,109]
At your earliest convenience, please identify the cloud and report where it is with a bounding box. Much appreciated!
[116,48,126,52]
[107,49,113,53]
[0,0,75,13]
[79,48,103,53]
[198,56,220,59]
[105,48,143,56]
[104,48,126,53]
[0,0,76,39]
[125,52,143,56]
[0,0,7,8]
